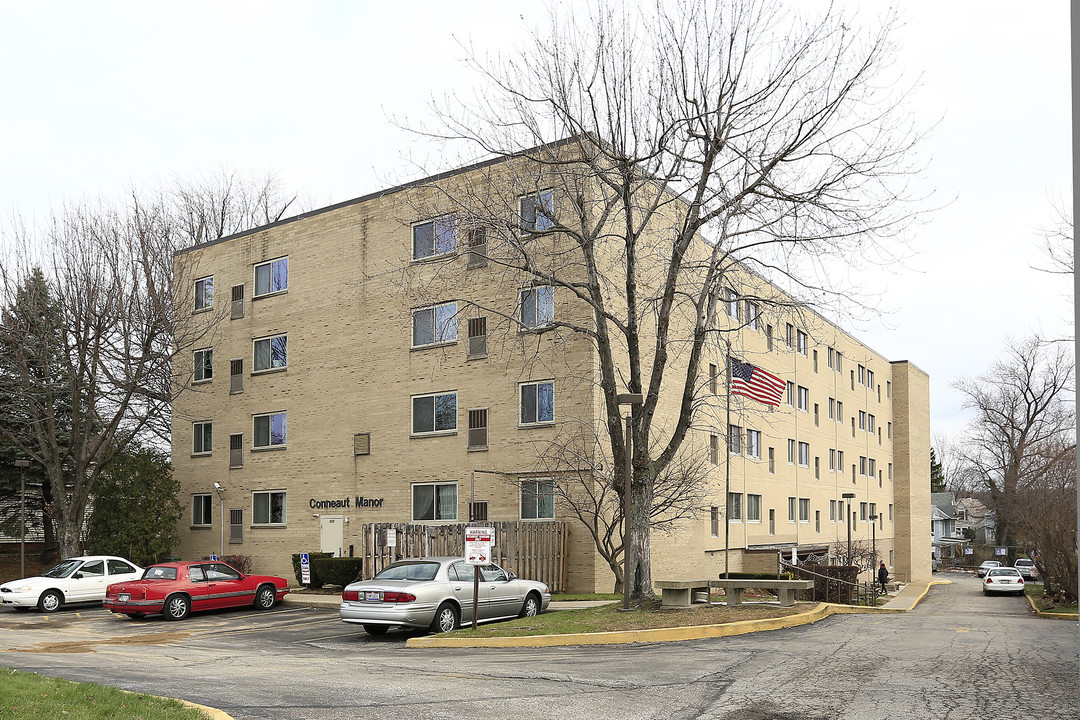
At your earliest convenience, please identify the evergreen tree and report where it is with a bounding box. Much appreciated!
[930,448,948,493]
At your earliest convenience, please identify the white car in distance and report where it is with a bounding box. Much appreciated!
[0,555,143,612]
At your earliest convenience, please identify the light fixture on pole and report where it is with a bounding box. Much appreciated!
[213,482,225,557]
[14,459,31,579]
[841,492,856,566]
[615,393,644,612]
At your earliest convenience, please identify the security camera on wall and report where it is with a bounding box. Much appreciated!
[213,482,223,490]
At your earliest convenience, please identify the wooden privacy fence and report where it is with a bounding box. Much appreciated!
[360,521,569,592]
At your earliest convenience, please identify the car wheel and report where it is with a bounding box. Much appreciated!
[37,590,63,613]
[430,602,459,633]
[519,592,541,618]
[254,584,277,610]
[164,594,190,621]
[363,624,389,636]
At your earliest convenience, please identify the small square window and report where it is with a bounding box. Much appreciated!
[192,494,212,526]
[253,412,287,448]
[253,334,287,372]
[413,302,458,347]
[254,257,288,297]
[520,190,554,232]
[520,286,554,329]
[194,348,213,383]
[193,421,212,455]
[520,381,554,425]
[413,482,457,521]
[413,217,457,259]
[253,490,286,525]
[521,478,555,519]
[412,393,457,435]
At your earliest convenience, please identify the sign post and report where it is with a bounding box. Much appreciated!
[300,552,311,586]
[465,527,494,629]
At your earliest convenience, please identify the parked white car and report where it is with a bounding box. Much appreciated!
[0,555,143,612]
[1013,558,1038,580]
[982,567,1025,596]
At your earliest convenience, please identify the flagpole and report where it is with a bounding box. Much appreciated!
[724,334,732,581]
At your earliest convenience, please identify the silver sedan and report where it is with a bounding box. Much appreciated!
[339,557,550,635]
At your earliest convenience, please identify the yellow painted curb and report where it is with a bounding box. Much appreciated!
[406,581,950,649]
[120,689,233,720]
[1024,592,1079,621]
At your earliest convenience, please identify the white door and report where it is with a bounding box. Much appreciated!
[320,516,344,557]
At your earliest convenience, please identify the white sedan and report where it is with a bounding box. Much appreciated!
[982,567,1026,596]
[0,555,143,612]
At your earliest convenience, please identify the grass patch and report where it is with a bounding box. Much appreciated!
[1025,584,1079,614]
[0,669,207,719]
[550,592,622,602]
[448,599,804,638]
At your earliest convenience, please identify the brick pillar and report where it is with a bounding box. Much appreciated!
[890,361,931,582]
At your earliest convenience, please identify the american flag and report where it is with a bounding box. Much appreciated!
[730,360,786,406]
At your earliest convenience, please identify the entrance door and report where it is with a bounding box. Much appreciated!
[320,516,344,557]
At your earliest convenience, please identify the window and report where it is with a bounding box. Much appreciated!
[851,370,855,390]
[828,347,835,369]
[253,412,287,448]
[254,257,288,297]
[769,508,775,534]
[727,492,742,521]
[194,348,213,383]
[746,302,760,330]
[797,386,809,412]
[889,503,893,521]
[838,500,846,523]
[710,435,719,465]
[194,276,213,311]
[253,334,287,372]
[746,429,761,459]
[709,363,718,394]
[888,422,893,439]
[797,330,808,356]
[413,217,456,259]
[868,458,877,477]
[814,456,820,479]
[870,502,877,522]
[814,403,819,426]
[768,447,775,473]
[230,358,243,394]
[868,414,876,434]
[851,417,856,437]
[830,499,837,522]
[230,509,244,543]
[412,392,457,434]
[766,325,774,351]
[788,497,797,522]
[710,506,720,536]
[466,225,488,268]
[837,450,845,470]
[786,381,795,406]
[858,364,865,385]
[867,369,875,389]
[828,398,835,420]
[836,401,844,423]
[836,351,843,373]
[412,302,458,347]
[787,439,796,464]
[193,494,212,526]
[888,462,893,480]
[747,494,761,522]
[799,498,810,523]
[859,456,867,475]
[785,323,794,348]
[468,408,488,450]
[723,288,740,320]
[520,286,554,329]
[521,478,555,519]
[193,421,212,455]
[813,349,818,372]
[815,510,821,533]
[520,190,554,232]
[520,381,554,425]
[469,501,489,522]
[253,490,286,525]
[728,424,742,454]
[413,482,457,521]
[230,284,245,319]
[829,449,836,471]
[859,410,867,431]
[860,502,868,521]
[798,441,809,467]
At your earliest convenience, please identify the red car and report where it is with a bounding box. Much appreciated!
[103,561,289,620]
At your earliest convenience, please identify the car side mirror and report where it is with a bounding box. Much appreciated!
[72,573,83,579]
[506,572,517,580]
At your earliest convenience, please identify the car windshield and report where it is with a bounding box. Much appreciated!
[143,566,178,580]
[41,559,83,579]
[373,562,440,582]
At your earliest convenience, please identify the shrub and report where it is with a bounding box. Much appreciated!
[290,552,334,588]
[202,554,252,575]
[310,557,364,587]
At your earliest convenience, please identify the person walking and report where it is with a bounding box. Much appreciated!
[877,562,889,594]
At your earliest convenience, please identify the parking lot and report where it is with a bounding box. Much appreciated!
[2,576,1077,720]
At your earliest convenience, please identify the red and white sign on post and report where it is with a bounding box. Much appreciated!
[465,526,494,566]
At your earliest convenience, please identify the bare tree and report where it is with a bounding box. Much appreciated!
[953,336,1075,554]
[1013,440,1077,604]
[0,170,299,559]
[397,0,925,601]
[170,168,300,247]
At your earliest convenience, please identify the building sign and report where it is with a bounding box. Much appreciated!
[309,496,384,510]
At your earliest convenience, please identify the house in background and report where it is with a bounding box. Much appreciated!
[930,491,965,567]
[955,495,996,545]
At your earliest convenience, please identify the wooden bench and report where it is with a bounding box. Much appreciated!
[712,578,814,607]
[654,580,715,608]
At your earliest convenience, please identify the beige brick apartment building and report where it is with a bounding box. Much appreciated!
[171,151,931,592]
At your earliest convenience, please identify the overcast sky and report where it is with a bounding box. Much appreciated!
[0,1,1072,441]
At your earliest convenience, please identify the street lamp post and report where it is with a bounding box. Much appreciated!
[616,393,643,611]
[869,513,878,584]
[842,492,856,565]
[14,459,31,578]
[213,482,225,557]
